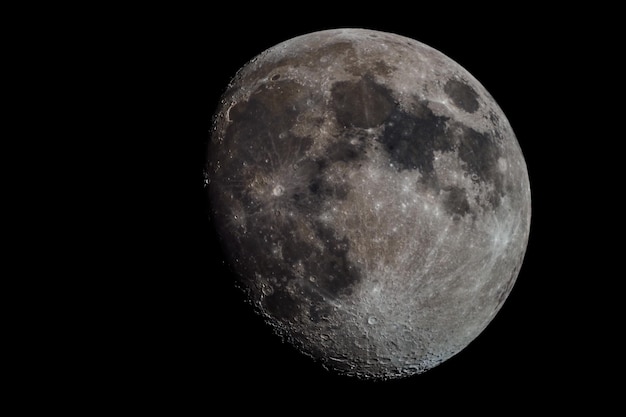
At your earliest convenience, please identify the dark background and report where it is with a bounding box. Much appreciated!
[136,6,615,410]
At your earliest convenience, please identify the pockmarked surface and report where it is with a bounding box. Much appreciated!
[208,29,531,380]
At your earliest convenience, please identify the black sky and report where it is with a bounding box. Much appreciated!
[146,7,613,410]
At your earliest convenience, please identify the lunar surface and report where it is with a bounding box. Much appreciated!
[207,29,531,380]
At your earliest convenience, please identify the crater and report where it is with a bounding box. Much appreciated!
[444,79,479,113]
[309,303,331,323]
[272,184,285,196]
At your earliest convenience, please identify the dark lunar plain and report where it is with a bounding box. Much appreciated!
[140,7,615,411]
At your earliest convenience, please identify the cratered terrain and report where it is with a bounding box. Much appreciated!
[207,28,531,380]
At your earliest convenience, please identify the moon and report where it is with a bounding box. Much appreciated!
[207,28,531,380]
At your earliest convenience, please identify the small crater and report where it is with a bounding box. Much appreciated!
[271,74,281,81]
[272,184,285,196]
[261,283,273,296]
[309,304,330,323]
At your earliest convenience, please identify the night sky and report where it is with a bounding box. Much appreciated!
[138,6,611,410]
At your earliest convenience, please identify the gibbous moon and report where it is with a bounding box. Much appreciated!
[207,28,531,380]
